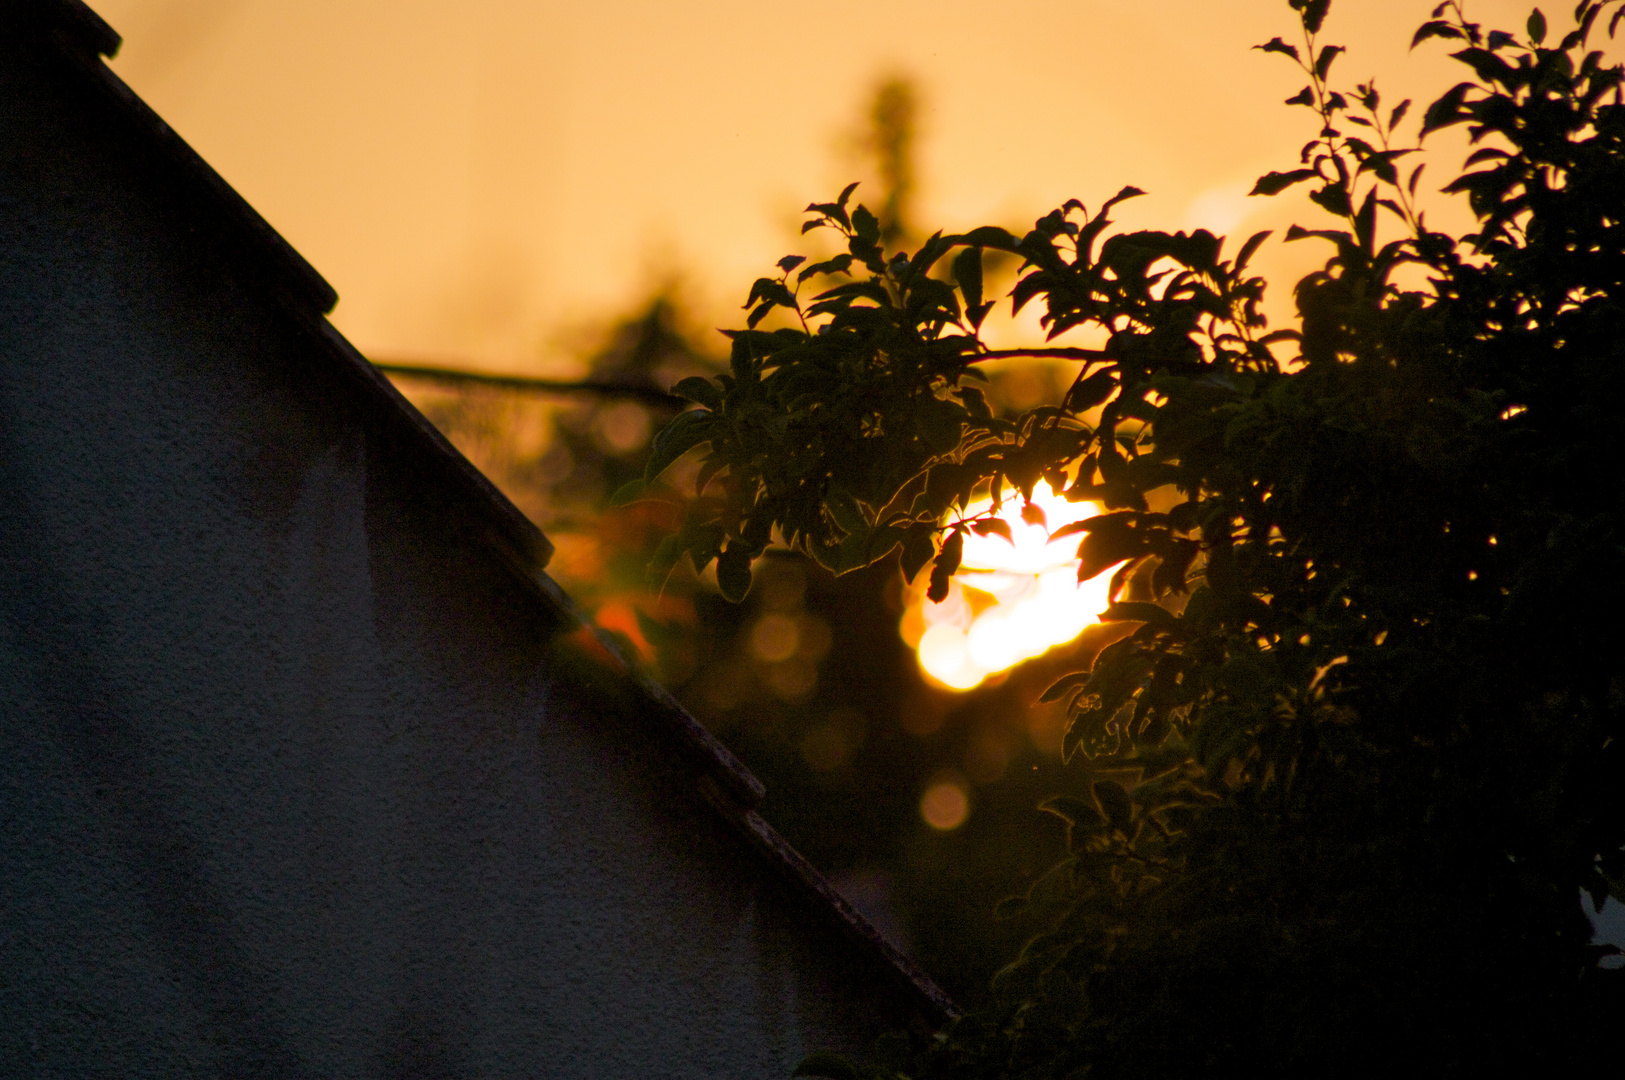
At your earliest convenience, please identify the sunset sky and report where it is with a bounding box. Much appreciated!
[93,0,1537,373]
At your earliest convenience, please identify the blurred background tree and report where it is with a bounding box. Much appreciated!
[863,76,917,248]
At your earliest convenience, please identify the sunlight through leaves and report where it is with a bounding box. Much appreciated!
[903,482,1119,690]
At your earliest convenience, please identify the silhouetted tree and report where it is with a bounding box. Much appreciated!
[637,1,1625,1073]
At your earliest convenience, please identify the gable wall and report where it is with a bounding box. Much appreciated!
[0,29,912,1078]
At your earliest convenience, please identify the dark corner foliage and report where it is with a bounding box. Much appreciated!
[640,1,1625,1074]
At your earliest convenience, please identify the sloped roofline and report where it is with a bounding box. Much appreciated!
[7,0,956,1027]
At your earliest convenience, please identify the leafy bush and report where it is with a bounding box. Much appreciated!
[643,1,1625,1072]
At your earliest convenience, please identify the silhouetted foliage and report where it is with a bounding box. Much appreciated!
[647,1,1625,1073]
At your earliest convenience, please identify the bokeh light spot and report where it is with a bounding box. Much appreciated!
[920,780,970,831]
[595,402,650,454]
[751,613,801,662]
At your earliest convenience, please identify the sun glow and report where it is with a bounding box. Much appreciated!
[902,481,1117,691]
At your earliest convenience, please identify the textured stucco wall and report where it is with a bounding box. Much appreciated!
[0,32,909,1078]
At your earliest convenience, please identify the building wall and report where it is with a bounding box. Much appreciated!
[0,32,910,1078]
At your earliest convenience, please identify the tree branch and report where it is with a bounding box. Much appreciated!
[971,347,1112,363]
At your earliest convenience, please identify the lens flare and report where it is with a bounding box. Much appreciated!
[904,481,1118,691]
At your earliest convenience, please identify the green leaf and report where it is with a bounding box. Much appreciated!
[716,546,753,603]
[1407,162,1427,196]
[851,204,881,244]
[1078,518,1150,582]
[825,486,868,536]
[1101,185,1148,213]
[1066,368,1118,411]
[901,526,937,582]
[1411,19,1464,48]
[921,463,972,517]
[927,529,964,603]
[952,245,984,314]
[834,181,859,222]
[679,520,725,574]
[971,517,1013,543]
[797,253,854,283]
[1255,36,1300,60]
[1308,182,1353,216]
[694,456,726,495]
[649,534,683,581]
[1420,82,1473,134]
[644,409,716,482]
[1314,44,1344,81]
[958,385,993,421]
[1102,601,1174,625]
[917,400,965,454]
[1527,7,1546,44]
[1298,0,1329,34]
[609,478,648,507]
[807,538,843,573]
[960,225,1020,250]
[1254,168,1319,195]
[671,376,721,408]
[1234,229,1272,270]
[861,524,906,568]
[1093,779,1134,833]
[744,276,795,311]
[832,532,871,574]
[1039,671,1091,704]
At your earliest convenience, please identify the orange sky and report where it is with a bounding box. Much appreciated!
[94,0,1540,372]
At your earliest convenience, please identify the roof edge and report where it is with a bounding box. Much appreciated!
[3,0,120,59]
[10,0,339,316]
[699,779,960,1029]
[560,607,958,1026]
[12,4,553,575]
[316,323,557,571]
[505,563,767,810]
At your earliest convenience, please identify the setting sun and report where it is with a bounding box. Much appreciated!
[901,481,1118,691]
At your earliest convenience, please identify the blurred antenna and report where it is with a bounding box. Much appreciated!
[373,362,684,409]
[375,296,699,409]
